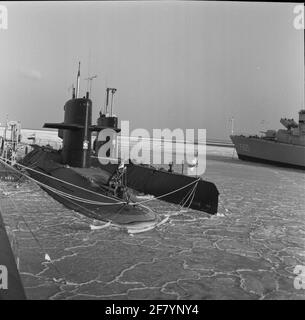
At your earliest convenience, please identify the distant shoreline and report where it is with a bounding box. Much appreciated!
[0,126,234,147]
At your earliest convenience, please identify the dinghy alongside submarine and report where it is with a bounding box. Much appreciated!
[19,63,219,225]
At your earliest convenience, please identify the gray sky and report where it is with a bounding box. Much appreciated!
[0,1,303,140]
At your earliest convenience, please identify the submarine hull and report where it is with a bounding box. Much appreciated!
[21,147,157,224]
[92,160,219,214]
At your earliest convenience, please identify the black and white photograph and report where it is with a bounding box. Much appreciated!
[0,0,304,303]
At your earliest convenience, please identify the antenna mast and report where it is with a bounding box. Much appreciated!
[105,88,117,116]
[76,62,81,98]
[84,75,98,98]
[230,117,234,135]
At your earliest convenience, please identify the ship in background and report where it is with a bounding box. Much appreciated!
[230,109,305,169]
[230,29,305,170]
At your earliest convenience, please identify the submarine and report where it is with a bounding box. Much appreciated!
[19,63,219,226]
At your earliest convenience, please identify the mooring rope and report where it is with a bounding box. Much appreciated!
[14,161,125,203]
[0,156,202,208]
[0,158,127,206]
[135,177,201,205]
[180,180,199,209]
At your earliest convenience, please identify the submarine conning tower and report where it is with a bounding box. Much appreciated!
[94,87,119,155]
[97,87,118,129]
[43,96,93,168]
[43,62,120,168]
[62,97,92,167]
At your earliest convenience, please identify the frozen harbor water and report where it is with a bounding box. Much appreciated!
[1,147,305,300]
